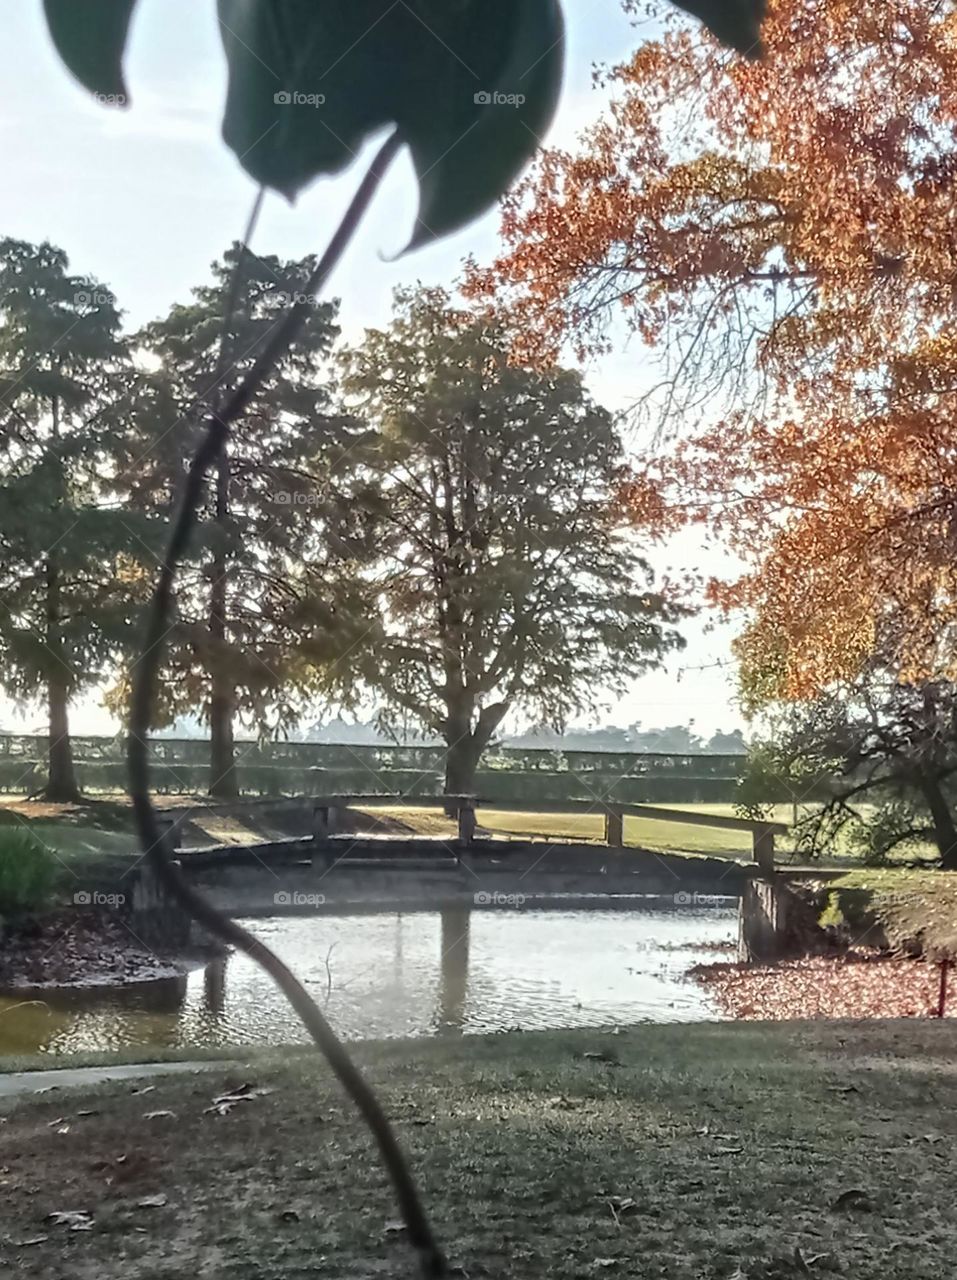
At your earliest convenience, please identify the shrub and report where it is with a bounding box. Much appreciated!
[0,829,58,915]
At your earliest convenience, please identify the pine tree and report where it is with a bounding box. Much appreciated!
[0,238,151,800]
[113,246,359,796]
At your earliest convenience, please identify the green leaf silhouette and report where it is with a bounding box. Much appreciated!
[217,0,564,247]
[43,0,137,100]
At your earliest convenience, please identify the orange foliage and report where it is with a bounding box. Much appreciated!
[469,0,957,699]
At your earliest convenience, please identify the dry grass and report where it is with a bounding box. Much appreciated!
[2,1021,957,1278]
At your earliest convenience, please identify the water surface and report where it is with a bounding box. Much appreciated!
[0,904,735,1056]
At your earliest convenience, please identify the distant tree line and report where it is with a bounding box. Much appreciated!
[504,722,747,754]
[154,714,747,755]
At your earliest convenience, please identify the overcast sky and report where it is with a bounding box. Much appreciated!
[0,0,744,737]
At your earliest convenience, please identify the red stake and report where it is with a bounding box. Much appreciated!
[937,959,950,1018]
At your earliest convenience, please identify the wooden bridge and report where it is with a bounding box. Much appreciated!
[156,792,789,873]
[125,793,789,941]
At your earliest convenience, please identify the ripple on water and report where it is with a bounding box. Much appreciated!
[0,906,736,1056]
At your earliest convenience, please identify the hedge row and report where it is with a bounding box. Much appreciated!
[0,757,749,804]
[0,734,746,778]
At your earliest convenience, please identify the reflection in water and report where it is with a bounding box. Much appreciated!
[0,904,735,1057]
[203,956,227,1015]
[436,908,470,1034]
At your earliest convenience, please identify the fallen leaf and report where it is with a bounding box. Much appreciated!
[136,1194,168,1209]
[204,1100,241,1116]
[831,1188,871,1211]
[212,1083,273,1105]
[205,1084,274,1115]
[143,1110,176,1120]
[796,1247,830,1268]
[216,1081,257,1098]
[47,1210,93,1231]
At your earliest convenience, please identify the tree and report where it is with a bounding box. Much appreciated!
[0,239,152,800]
[112,247,358,796]
[629,723,703,753]
[739,675,957,869]
[337,287,685,797]
[468,0,957,703]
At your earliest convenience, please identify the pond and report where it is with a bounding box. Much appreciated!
[0,902,736,1057]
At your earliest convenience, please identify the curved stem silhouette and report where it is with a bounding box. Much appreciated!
[126,131,447,1279]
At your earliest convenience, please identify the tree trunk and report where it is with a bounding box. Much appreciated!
[208,448,239,799]
[209,678,237,799]
[443,729,481,813]
[42,388,80,803]
[442,701,507,812]
[920,771,957,870]
[45,556,80,802]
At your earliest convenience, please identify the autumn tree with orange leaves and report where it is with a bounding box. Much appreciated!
[469,0,957,701]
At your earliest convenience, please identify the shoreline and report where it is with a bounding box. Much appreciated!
[691,948,951,1020]
[0,908,208,993]
[5,899,948,1028]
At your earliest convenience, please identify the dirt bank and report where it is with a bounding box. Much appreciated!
[0,910,188,991]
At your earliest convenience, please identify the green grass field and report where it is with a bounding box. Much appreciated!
[366,801,941,866]
[366,802,809,859]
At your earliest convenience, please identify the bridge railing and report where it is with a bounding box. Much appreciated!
[159,792,789,873]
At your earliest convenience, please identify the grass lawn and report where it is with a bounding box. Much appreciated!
[368,802,942,866]
[2,1021,957,1278]
[366,802,798,858]
[823,868,957,955]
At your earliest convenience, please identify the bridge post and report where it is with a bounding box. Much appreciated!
[156,816,178,855]
[457,798,476,851]
[604,806,624,847]
[312,803,336,871]
[313,804,331,844]
[753,824,775,875]
[129,819,192,949]
[739,876,788,961]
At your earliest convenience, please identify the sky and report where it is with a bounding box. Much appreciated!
[0,0,745,738]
